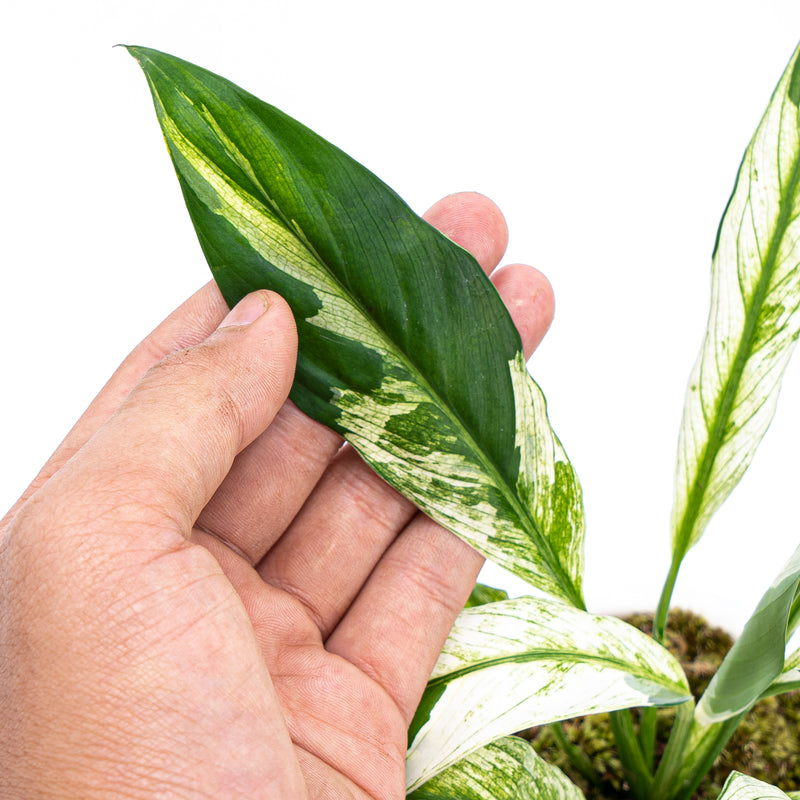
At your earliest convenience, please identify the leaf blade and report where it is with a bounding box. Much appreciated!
[464,582,510,608]
[670,42,800,566]
[126,45,586,605]
[695,544,800,724]
[717,772,792,800]
[408,737,585,800]
[406,597,691,790]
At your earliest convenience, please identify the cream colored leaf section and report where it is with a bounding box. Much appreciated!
[334,356,584,605]
[408,737,584,800]
[512,353,584,603]
[671,44,800,561]
[406,597,690,790]
[718,772,792,800]
[159,105,385,346]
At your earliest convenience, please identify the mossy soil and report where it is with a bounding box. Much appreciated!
[524,610,800,800]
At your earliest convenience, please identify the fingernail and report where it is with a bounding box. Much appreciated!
[218,291,270,328]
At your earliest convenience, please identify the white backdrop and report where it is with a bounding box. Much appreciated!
[4,0,800,634]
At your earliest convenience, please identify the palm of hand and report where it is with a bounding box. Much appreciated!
[0,194,554,799]
[188,405,475,799]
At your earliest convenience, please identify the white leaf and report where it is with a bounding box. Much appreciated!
[718,772,792,800]
[408,737,584,800]
[406,597,690,790]
[671,43,800,563]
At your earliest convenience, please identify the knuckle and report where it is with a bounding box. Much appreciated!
[144,343,248,435]
[126,341,252,482]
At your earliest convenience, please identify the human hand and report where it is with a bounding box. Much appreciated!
[0,192,555,800]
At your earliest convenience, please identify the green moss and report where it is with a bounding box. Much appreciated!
[524,610,800,799]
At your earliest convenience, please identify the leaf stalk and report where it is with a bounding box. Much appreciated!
[650,700,695,800]
[549,722,604,789]
[609,710,654,800]
[654,557,681,643]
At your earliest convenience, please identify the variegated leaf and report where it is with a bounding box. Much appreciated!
[126,46,585,606]
[406,596,691,790]
[670,41,800,574]
[407,736,584,800]
[717,772,792,800]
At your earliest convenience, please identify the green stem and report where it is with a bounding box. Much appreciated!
[609,710,653,800]
[654,557,681,643]
[650,701,695,800]
[638,707,657,770]
[549,723,604,788]
[668,715,745,800]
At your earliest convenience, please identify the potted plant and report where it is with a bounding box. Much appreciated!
[124,39,800,800]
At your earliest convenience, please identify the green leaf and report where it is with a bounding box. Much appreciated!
[695,543,800,724]
[669,41,800,574]
[717,772,792,800]
[125,45,585,608]
[408,737,584,800]
[406,596,691,791]
[762,646,800,697]
[464,582,510,608]
[667,546,800,800]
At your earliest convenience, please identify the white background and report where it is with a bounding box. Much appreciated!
[4,0,800,635]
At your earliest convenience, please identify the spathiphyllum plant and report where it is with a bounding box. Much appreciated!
[126,39,800,800]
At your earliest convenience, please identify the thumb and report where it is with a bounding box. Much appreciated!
[26,289,298,541]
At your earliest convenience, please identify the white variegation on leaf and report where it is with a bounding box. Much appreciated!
[669,43,800,575]
[334,355,583,603]
[510,353,584,601]
[406,596,691,790]
[127,45,587,607]
[648,42,800,800]
[717,772,792,800]
[408,737,584,800]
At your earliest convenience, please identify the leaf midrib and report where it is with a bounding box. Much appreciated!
[425,649,688,696]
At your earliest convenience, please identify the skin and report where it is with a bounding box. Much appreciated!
[0,192,555,800]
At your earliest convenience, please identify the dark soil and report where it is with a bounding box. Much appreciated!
[524,609,800,800]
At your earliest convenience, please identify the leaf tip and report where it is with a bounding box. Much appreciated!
[115,44,158,67]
